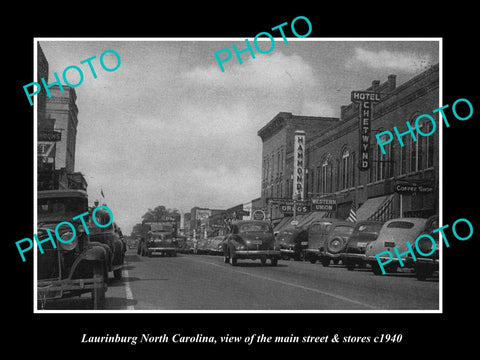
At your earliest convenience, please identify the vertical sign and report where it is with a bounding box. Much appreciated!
[293,130,306,200]
[351,91,380,171]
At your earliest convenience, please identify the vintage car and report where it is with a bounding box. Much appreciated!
[222,220,281,266]
[195,238,209,254]
[341,220,384,271]
[205,236,225,255]
[276,228,308,261]
[305,219,355,266]
[88,207,125,280]
[140,231,178,257]
[407,215,439,280]
[37,189,109,310]
[365,216,438,276]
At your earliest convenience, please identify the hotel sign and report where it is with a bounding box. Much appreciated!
[293,130,306,200]
[351,91,380,171]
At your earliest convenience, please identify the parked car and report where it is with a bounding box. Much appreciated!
[222,220,281,266]
[88,208,125,280]
[365,217,436,275]
[408,215,439,280]
[205,236,225,255]
[37,189,108,310]
[341,220,383,271]
[195,238,209,254]
[305,219,355,266]
[139,231,178,257]
[277,228,308,261]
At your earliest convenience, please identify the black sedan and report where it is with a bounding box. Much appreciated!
[341,220,383,271]
[222,220,281,266]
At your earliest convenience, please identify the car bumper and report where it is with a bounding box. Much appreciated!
[235,250,281,259]
[148,247,177,252]
[342,253,367,262]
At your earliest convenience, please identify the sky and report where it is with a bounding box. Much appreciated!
[38,38,439,234]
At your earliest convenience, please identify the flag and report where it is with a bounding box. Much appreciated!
[347,202,357,222]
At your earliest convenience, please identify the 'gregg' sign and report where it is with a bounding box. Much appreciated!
[351,91,381,171]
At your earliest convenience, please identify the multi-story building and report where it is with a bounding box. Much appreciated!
[257,113,339,220]
[258,64,439,229]
[37,44,86,191]
[45,85,79,174]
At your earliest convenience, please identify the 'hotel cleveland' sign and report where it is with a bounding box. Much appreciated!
[351,91,380,171]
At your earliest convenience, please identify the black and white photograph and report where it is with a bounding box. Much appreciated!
[7,6,478,354]
[32,38,442,312]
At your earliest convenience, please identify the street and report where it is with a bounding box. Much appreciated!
[42,248,439,311]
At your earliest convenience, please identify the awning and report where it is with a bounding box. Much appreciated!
[273,216,292,232]
[356,194,394,221]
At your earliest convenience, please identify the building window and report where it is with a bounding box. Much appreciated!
[400,140,407,175]
[321,157,332,194]
[342,148,350,189]
[410,122,420,173]
[424,121,435,168]
[376,133,391,181]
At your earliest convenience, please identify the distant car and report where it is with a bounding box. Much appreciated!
[365,217,437,275]
[222,220,281,266]
[341,220,383,271]
[139,231,178,257]
[277,228,308,261]
[205,236,225,255]
[305,219,355,266]
[196,238,209,254]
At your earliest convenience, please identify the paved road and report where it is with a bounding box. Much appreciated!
[42,248,439,311]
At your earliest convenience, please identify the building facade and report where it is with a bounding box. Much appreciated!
[258,64,439,228]
[45,85,79,173]
[37,45,86,191]
[257,113,339,220]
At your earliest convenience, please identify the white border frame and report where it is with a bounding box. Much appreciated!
[33,37,443,314]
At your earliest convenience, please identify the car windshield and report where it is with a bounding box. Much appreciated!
[38,197,87,219]
[332,225,354,236]
[239,223,271,233]
[356,223,383,234]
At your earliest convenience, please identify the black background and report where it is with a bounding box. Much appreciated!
[6,4,477,355]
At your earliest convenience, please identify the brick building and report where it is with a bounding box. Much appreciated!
[257,113,339,220]
[258,64,439,229]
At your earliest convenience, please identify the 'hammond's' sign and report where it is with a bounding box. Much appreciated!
[351,91,381,171]
[293,130,306,200]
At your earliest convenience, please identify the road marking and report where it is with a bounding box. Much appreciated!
[123,261,135,310]
[190,257,377,310]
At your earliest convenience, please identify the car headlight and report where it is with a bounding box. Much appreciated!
[58,231,77,251]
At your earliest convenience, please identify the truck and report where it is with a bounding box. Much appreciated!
[137,218,180,257]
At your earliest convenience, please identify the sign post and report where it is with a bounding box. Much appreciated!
[351,91,381,171]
